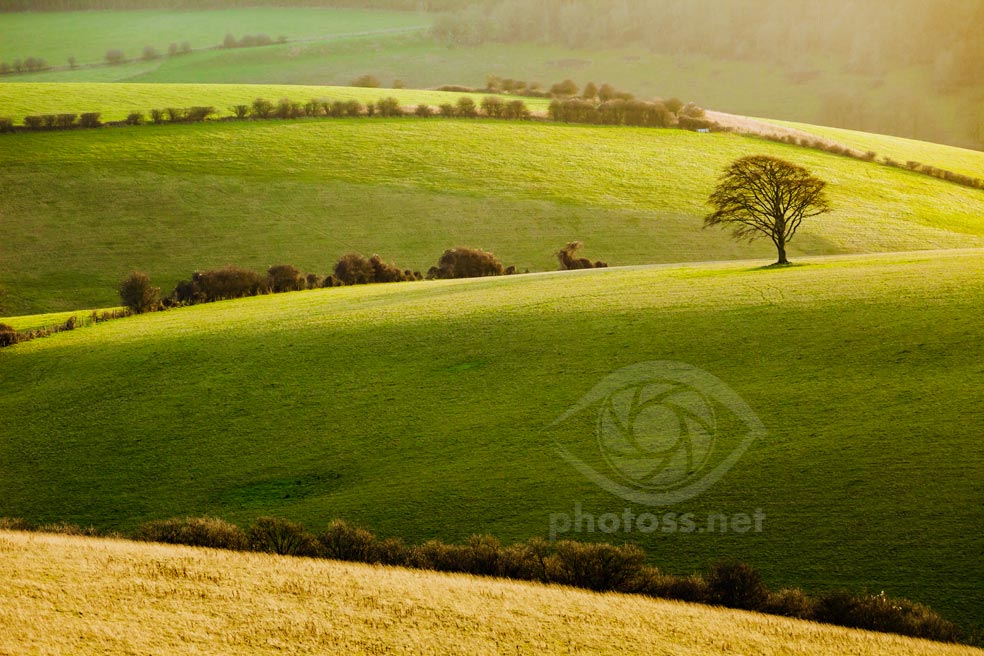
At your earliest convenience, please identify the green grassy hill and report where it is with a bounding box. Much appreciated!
[4,8,980,150]
[1,87,982,316]
[1,251,982,631]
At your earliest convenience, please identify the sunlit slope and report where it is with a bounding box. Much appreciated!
[0,82,551,122]
[3,532,978,656]
[764,118,984,180]
[2,113,983,315]
[1,251,982,628]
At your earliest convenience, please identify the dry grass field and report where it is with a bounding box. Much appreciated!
[0,530,980,655]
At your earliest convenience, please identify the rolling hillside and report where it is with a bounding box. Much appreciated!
[1,251,982,630]
[1,84,982,315]
[3,530,979,655]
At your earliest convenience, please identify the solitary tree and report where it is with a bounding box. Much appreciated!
[703,155,831,265]
[119,271,160,313]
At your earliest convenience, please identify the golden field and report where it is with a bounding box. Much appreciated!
[1,530,980,655]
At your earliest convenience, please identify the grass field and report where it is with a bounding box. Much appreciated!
[1,101,982,315]
[0,81,552,122]
[1,251,982,631]
[0,8,429,65]
[3,531,979,655]
[5,13,981,150]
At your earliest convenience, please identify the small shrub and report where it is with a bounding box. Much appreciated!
[125,111,144,126]
[481,95,505,118]
[557,241,607,269]
[141,45,160,61]
[251,97,274,119]
[372,536,411,566]
[319,519,376,562]
[135,517,248,550]
[503,99,530,120]
[428,247,504,279]
[118,271,160,314]
[275,98,304,119]
[0,517,31,530]
[415,104,434,118]
[186,106,216,122]
[303,99,323,117]
[165,107,186,123]
[247,516,320,557]
[105,49,125,65]
[369,255,409,283]
[707,560,770,610]
[22,116,42,130]
[412,540,471,572]
[438,103,455,118]
[500,537,551,581]
[815,590,960,642]
[0,117,14,133]
[321,274,344,288]
[344,100,363,117]
[376,97,403,117]
[305,273,322,289]
[351,74,380,88]
[55,113,77,128]
[0,323,20,348]
[455,96,477,118]
[193,266,267,302]
[150,109,166,124]
[231,104,249,119]
[267,264,305,293]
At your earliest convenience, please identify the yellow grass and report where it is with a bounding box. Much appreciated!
[0,531,979,655]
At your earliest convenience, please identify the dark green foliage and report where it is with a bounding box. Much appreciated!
[303,98,323,117]
[267,264,305,293]
[502,99,530,120]
[438,103,455,118]
[55,113,77,128]
[174,266,267,304]
[186,106,216,122]
[149,108,166,124]
[0,118,12,133]
[333,253,375,285]
[125,111,144,125]
[344,100,363,117]
[247,516,320,557]
[706,559,770,610]
[275,98,304,119]
[414,103,433,118]
[118,270,160,314]
[165,107,186,122]
[134,516,248,550]
[499,537,551,582]
[763,587,817,620]
[230,104,249,119]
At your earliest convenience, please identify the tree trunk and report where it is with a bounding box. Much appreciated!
[776,241,789,265]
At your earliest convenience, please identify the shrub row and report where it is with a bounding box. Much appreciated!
[755,132,984,191]
[548,98,713,130]
[0,514,961,644]
[0,57,49,75]
[20,112,101,131]
[222,33,287,49]
[0,308,129,349]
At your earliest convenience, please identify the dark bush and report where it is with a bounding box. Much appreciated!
[351,74,380,88]
[0,517,31,530]
[557,241,607,269]
[677,115,715,131]
[105,49,125,65]
[125,111,144,125]
[503,99,530,119]
[0,323,19,348]
[303,99,323,117]
[435,85,475,93]
[165,107,187,123]
[344,100,363,117]
[499,537,551,581]
[455,96,477,118]
[55,113,77,128]
[376,97,403,117]
[415,103,434,118]
[40,114,58,129]
[186,106,216,122]
[428,247,504,279]
[707,559,770,610]
[372,536,411,566]
[550,78,579,97]
[763,587,817,620]
[438,103,455,118]
[319,519,376,562]
[333,253,376,285]
[815,590,961,642]
[321,274,344,288]
[481,95,505,118]
[23,115,43,130]
[305,273,322,289]
[230,104,249,119]
[150,108,166,124]
[0,117,14,133]
[247,516,320,557]
[365,102,375,117]
[275,98,304,119]
[462,534,502,576]
[118,270,160,314]
[411,540,471,572]
[186,266,267,302]
[546,541,646,591]
[267,264,305,293]
[141,45,160,60]
[370,255,409,283]
[251,97,274,119]
[134,516,248,550]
